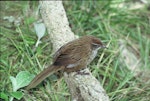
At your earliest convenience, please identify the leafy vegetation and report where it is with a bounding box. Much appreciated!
[0,1,150,101]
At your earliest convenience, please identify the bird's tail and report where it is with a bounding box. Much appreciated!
[26,65,63,90]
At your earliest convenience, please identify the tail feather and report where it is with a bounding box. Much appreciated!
[26,65,62,90]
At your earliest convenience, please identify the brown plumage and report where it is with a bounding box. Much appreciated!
[26,35,105,90]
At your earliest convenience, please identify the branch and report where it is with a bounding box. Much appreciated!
[39,1,109,101]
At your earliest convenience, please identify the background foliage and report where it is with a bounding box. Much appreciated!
[0,1,150,101]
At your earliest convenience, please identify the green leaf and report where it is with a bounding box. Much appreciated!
[0,92,8,101]
[10,91,23,100]
[34,22,46,40]
[10,76,17,91]
[10,71,35,91]
[16,71,35,90]
[34,22,46,47]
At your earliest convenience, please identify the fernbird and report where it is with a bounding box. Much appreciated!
[26,35,106,90]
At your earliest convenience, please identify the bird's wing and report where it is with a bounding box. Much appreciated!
[53,42,89,67]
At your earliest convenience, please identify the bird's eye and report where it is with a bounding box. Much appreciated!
[91,43,100,49]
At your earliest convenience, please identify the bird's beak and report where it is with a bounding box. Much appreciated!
[101,45,108,49]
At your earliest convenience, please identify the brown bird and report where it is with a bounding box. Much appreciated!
[26,35,106,90]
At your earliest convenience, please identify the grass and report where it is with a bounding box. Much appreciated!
[0,0,150,101]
